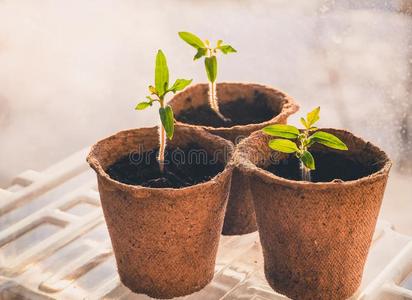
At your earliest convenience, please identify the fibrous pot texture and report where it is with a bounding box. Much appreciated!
[236,128,391,300]
[87,125,234,299]
[170,82,299,235]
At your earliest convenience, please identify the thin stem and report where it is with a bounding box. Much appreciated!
[158,97,166,173]
[158,125,166,173]
[208,81,228,121]
[300,162,312,182]
[206,49,229,122]
[298,129,311,182]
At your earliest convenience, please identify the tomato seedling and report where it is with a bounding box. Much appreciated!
[178,31,236,121]
[135,50,192,172]
[262,107,348,181]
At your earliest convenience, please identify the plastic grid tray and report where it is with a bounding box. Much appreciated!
[0,149,411,300]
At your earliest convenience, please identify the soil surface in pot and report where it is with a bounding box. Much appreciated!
[176,98,279,128]
[266,152,379,182]
[106,143,224,188]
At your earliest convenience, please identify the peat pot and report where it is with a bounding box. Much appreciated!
[169,82,299,235]
[87,125,234,298]
[236,129,391,300]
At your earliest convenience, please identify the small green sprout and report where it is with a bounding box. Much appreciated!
[262,107,348,181]
[135,49,192,172]
[178,31,236,121]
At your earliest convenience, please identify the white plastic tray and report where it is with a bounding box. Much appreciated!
[0,149,411,300]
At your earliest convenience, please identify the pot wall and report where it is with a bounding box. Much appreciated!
[236,129,392,300]
[170,82,299,235]
[87,126,233,298]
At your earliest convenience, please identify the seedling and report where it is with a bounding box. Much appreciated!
[178,31,236,121]
[262,107,348,181]
[135,50,192,172]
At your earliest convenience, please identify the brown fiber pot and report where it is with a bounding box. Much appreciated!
[87,126,233,299]
[236,129,392,300]
[169,82,299,235]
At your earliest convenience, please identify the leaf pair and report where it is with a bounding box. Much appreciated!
[263,107,348,171]
[135,50,193,140]
[178,32,237,58]
[263,125,347,151]
[178,31,236,83]
[300,106,320,130]
[267,139,316,169]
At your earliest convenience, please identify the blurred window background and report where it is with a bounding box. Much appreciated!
[0,0,411,233]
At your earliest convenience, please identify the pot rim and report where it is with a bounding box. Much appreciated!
[237,128,392,190]
[87,126,234,195]
[170,81,299,132]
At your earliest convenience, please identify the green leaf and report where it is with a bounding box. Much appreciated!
[300,150,315,170]
[309,131,348,150]
[135,102,151,110]
[262,124,299,139]
[194,48,207,60]
[217,39,223,47]
[169,79,192,93]
[159,106,174,140]
[148,85,157,94]
[205,56,217,83]
[218,44,237,54]
[178,32,205,49]
[155,50,169,96]
[268,139,299,153]
[300,117,308,129]
[306,107,320,127]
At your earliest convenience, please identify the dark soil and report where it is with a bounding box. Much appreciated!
[176,97,279,128]
[266,152,379,182]
[106,144,224,188]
